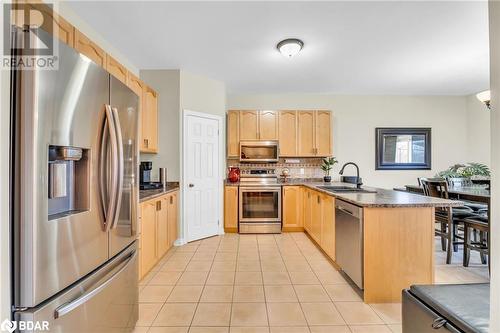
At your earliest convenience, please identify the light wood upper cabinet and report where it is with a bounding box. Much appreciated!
[316,110,332,156]
[140,201,157,278]
[224,186,239,232]
[167,192,178,248]
[27,3,74,46]
[74,29,106,67]
[298,111,316,156]
[226,110,332,157]
[156,197,169,259]
[227,111,240,158]
[126,71,144,97]
[320,195,335,260]
[141,86,158,153]
[283,186,303,230]
[278,111,297,156]
[259,110,278,140]
[106,55,127,84]
[239,111,259,140]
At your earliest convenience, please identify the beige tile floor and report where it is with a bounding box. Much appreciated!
[135,233,489,333]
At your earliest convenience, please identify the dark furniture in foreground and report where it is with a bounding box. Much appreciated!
[403,283,489,333]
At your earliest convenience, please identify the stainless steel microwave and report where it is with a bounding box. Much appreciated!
[239,141,279,163]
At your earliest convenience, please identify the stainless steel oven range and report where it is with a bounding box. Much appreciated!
[238,168,282,234]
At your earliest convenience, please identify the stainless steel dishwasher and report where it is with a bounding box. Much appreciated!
[335,199,364,289]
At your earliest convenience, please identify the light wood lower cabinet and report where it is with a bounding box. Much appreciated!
[139,190,178,280]
[303,188,312,233]
[224,186,239,232]
[320,194,335,260]
[282,186,303,231]
[310,191,322,243]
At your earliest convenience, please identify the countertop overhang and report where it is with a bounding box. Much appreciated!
[226,179,461,208]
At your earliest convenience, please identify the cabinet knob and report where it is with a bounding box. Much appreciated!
[188,183,194,188]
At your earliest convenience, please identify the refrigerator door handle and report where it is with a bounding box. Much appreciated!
[53,250,137,319]
[110,106,124,230]
[99,105,119,231]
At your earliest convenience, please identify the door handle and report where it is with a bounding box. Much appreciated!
[99,105,119,232]
[110,106,124,230]
[189,184,194,188]
[54,251,137,319]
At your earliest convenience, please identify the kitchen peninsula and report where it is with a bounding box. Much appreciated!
[225,180,460,303]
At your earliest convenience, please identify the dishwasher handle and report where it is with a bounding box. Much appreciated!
[335,199,362,219]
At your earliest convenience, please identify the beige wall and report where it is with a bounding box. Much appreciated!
[227,94,482,189]
[489,1,499,330]
[140,70,181,181]
[140,70,226,182]
[466,94,491,165]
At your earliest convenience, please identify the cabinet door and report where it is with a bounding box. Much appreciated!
[321,195,335,260]
[74,29,106,67]
[140,201,157,278]
[126,71,144,97]
[142,86,158,153]
[227,111,240,158]
[224,186,239,232]
[259,110,278,140]
[106,55,127,84]
[156,198,169,259]
[278,111,297,156]
[298,111,316,156]
[316,111,332,156]
[283,186,303,229]
[311,191,322,243]
[27,3,74,46]
[239,111,259,140]
[303,188,312,233]
[167,192,178,248]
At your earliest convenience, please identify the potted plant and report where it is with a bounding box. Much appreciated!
[436,163,490,186]
[321,157,338,182]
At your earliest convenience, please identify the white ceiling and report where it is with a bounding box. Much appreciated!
[67,1,490,95]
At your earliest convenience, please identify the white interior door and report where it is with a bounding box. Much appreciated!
[184,113,221,241]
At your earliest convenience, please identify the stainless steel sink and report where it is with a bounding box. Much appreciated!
[318,186,377,193]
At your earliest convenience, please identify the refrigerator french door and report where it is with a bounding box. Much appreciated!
[11,26,139,331]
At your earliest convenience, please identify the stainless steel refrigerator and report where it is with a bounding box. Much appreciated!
[10,26,139,332]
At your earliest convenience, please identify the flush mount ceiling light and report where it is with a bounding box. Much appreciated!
[476,90,491,109]
[277,38,304,58]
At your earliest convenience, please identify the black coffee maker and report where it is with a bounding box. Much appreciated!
[140,161,162,190]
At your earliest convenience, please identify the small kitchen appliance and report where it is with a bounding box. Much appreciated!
[140,161,163,190]
[228,166,241,183]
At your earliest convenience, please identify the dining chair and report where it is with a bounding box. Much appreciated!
[461,215,490,271]
[420,178,476,264]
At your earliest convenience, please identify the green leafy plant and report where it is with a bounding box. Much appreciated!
[437,163,490,179]
[321,157,338,176]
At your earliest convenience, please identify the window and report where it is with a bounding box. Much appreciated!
[375,128,431,170]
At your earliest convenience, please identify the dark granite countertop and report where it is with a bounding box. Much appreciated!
[225,179,461,208]
[139,182,179,202]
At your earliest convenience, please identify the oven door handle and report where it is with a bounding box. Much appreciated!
[239,187,281,192]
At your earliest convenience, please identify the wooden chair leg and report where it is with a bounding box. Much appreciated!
[480,231,487,264]
[463,224,470,267]
[452,221,458,252]
[446,221,453,264]
[440,222,447,251]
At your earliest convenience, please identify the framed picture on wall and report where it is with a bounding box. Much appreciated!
[375,127,431,170]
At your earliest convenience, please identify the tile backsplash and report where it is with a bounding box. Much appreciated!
[227,158,325,178]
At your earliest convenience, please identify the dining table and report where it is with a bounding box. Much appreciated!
[394,184,491,218]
